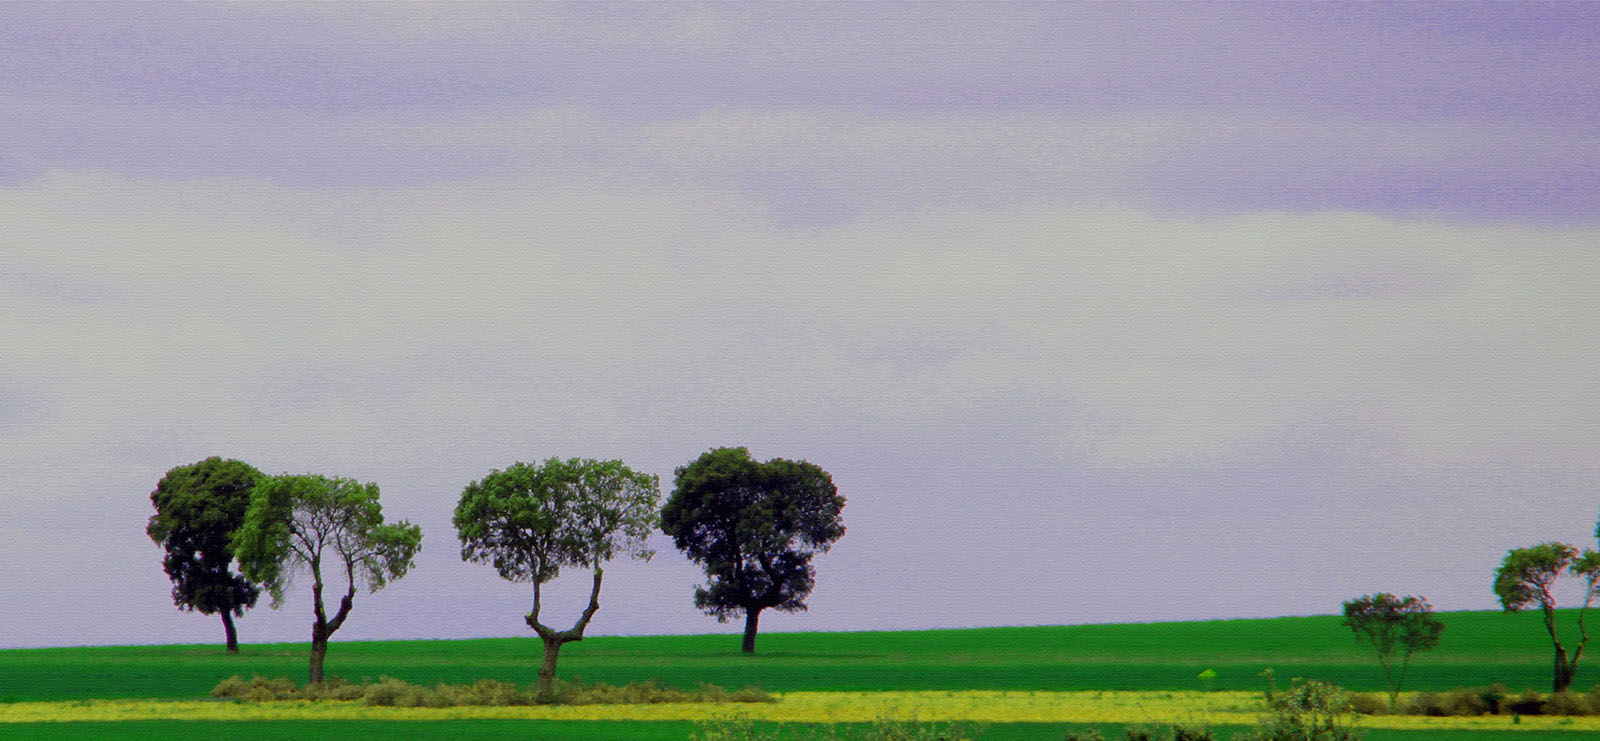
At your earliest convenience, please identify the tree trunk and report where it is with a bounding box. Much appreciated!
[536,637,563,703]
[309,635,328,685]
[742,608,761,654]
[221,611,239,654]
[1555,645,1575,693]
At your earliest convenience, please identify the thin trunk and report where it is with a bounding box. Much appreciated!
[309,632,328,684]
[221,611,239,654]
[526,567,606,702]
[536,637,563,703]
[742,608,761,654]
[1392,653,1412,708]
[1555,645,1575,693]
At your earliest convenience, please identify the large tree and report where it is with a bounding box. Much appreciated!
[1493,541,1600,693]
[660,447,845,654]
[453,457,659,702]
[146,457,264,653]
[1341,592,1444,708]
[233,474,422,683]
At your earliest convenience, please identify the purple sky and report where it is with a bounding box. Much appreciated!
[4,2,1600,649]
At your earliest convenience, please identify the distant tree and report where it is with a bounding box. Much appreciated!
[233,474,422,683]
[660,447,845,654]
[453,458,659,702]
[146,457,264,653]
[1493,541,1600,693]
[1341,592,1443,707]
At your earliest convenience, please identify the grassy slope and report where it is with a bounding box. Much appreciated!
[0,609,1584,702]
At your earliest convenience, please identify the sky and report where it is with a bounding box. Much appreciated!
[3,1,1600,650]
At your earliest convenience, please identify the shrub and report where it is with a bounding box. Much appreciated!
[209,675,250,699]
[1400,688,1495,717]
[1543,691,1594,716]
[1062,731,1106,741]
[1239,678,1361,741]
[301,676,364,701]
[1347,693,1386,715]
[361,676,442,707]
[1508,689,1545,716]
[211,673,774,707]
[209,675,300,702]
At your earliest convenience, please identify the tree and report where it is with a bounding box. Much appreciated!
[1493,541,1600,693]
[660,447,845,654]
[146,457,264,653]
[453,457,659,702]
[1340,592,1443,707]
[232,474,422,683]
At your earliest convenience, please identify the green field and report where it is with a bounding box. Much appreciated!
[2,609,1595,738]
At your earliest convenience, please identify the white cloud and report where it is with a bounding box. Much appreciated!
[5,173,1600,646]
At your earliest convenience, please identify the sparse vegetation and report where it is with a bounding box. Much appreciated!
[691,712,983,741]
[210,674,773,707]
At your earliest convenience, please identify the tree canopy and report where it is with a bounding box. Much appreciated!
[1493,540,1600,693]
[1341,592,1443,707]
[660,446,845,653]
[146,456,264,653]
[233,473,421,683]
[454,457,659,701]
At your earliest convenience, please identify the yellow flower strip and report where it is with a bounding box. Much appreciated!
[3,691,1599,732]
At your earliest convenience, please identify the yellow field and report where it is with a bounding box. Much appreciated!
[2,691,1596,732]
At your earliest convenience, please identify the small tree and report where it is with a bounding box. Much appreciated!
[1341,593,1443,707]
[233,474,422,683]
[146,457,264,653]
[1493,541,1600,693]
[453,457,659,702]
[660,447,845,653]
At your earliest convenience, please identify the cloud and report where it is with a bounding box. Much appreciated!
[5,161,1600,647]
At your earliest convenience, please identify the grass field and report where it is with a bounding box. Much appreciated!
[2,609,1596,738]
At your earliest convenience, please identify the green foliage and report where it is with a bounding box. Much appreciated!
[233,474,422,608]
[1341,593,1443,707]
[661,447,845,650]
[146,457,263,642]
[453,457,660,700]
[1241,677,1362,741]
[1492,540,1600,692]
[453,457,659,585]
[230,473,421,682]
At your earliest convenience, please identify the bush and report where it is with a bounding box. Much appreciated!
[1239,678,1361,741]
[1347,693,1387,715]
[1400,688,1495,717]
[301,676,364,701]
[1543,691,1594,716]
[211,673,773,707]
[210,675,300,702]
[1373,684,1600,717]
[1062,731,1106,741]
[1508,689,1545,716]
[209,675,250,699]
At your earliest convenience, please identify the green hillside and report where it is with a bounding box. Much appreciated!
[0,609,1586,703]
